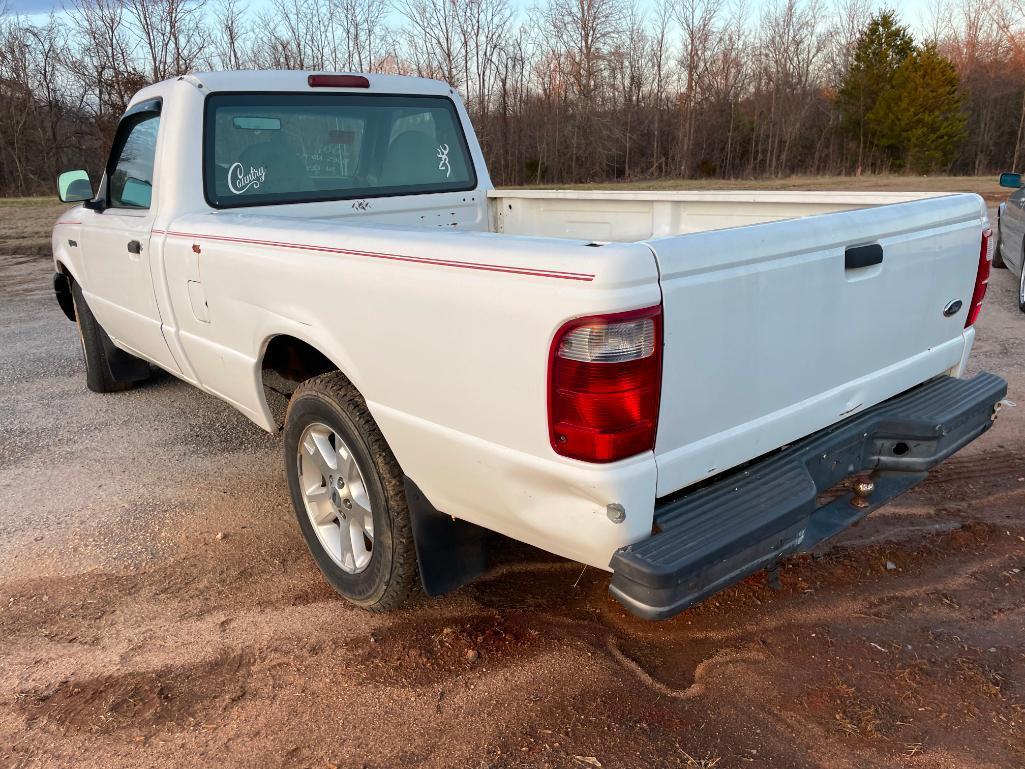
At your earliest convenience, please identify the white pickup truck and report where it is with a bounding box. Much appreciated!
[51,70,1006,619]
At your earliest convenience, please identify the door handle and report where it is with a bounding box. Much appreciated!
[845,243,883,270]
[127,240,142,254]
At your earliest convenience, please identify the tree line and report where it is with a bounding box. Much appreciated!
[2,0,1025,196]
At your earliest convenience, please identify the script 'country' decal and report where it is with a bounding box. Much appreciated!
[228,163,266,194]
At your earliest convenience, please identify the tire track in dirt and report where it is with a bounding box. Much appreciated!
[924,449,1025,486]
[18,652,253,736]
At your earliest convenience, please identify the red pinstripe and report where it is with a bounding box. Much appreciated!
[150,228,596,282]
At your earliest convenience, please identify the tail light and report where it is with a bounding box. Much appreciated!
[965,228,992,328]
[548,305,663,463]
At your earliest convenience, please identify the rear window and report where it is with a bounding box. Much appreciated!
[203,93,476,208]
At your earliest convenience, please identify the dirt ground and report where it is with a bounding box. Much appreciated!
[1,191,1024,769]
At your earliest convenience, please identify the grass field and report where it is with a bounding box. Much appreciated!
[0,200,69,256]
[0,196,61,206]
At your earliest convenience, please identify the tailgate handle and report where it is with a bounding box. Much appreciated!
[845,243,883,270]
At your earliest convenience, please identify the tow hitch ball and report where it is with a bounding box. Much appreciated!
[848,399,1008,510]
[850,477,876,509]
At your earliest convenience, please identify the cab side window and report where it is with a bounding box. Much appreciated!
[109,113,160,209]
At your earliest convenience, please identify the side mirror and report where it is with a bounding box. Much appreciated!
[999,171,1023,189]
[58,169,94,202]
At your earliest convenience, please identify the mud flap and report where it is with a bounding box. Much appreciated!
[98,329,151,384]
[53,272,75,321]
[403,477,490,597]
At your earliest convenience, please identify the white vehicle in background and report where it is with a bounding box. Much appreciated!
[51,70,1005,620]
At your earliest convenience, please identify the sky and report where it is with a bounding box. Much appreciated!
[8,0,63,13]
[5,0,943,34]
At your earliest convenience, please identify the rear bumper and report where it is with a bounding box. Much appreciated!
[609,372,1007,620]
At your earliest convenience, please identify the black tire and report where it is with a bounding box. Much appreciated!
[71,282,148,393]
[283,371,420,611]
[993,224,1006,268]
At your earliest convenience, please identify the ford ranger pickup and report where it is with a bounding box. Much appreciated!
[51,70,1007,619]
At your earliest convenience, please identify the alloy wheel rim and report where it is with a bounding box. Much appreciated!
[297,422,374,574]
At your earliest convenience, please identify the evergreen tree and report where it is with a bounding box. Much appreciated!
[836,10,915,171]
[869,45,967,173]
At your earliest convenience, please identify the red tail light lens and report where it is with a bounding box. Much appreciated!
[548,305,663,463]
[307,74,370,88]
[965,228,992,328]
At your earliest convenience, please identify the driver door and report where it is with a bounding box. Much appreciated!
[79,102,180,374]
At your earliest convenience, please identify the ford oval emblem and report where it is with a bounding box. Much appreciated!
[943,299,963,317]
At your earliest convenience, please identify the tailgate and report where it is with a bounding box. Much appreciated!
[649,193,988,498]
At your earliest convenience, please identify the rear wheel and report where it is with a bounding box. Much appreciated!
[993,223,1006,268]
[283,372,420,610]
[71,282,148,393]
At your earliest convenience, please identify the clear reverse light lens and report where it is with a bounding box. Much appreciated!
[557,318,655,363]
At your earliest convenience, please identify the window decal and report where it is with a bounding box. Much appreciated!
[436,143,451,178]
[228,163,266,194]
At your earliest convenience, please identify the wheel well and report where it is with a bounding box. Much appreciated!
[260,335,339,426]
[262,335,336,383]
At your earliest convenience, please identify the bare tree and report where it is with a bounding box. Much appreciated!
[824,0,871,88]
[124,0,209,81]
[990,0,1025,170]
[457,0,512,129]
[754,0,827,175]
[398,0,464,85]
[673,0,720,176]
[543,0,626,102]
[209,0,252,70]
[339,0,390,70]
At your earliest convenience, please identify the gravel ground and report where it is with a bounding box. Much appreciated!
[1,202,1024,769]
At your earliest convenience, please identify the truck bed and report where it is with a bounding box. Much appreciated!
[488,189,951,240]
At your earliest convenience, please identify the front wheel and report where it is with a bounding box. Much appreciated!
[283,372,421,611]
